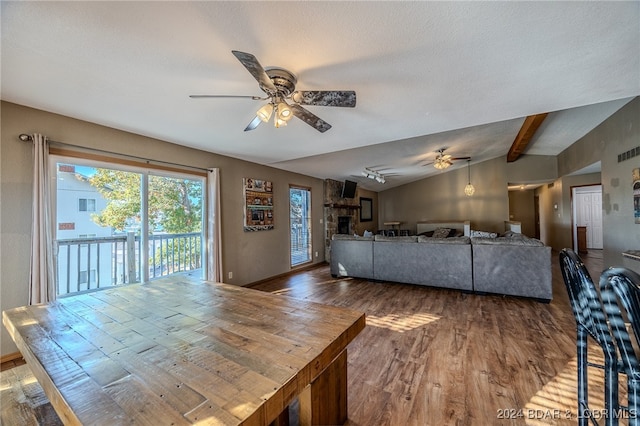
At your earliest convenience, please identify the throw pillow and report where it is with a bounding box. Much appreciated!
[432,228,451,238]
[470,230,498,238]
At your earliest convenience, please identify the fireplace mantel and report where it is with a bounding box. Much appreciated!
[324,203,360,209]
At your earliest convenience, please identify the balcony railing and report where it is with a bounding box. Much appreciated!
[290,224,311,266]
[56,232,202,296]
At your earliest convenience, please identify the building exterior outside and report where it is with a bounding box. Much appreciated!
[55,164,116,295]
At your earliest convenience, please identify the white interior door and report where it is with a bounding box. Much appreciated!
[574,186,603,250]
[589,191,603,248]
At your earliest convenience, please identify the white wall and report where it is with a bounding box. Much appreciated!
[378,156,510,234]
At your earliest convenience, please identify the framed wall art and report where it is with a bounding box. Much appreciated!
[634,168,639,224]
[243,178,274,231]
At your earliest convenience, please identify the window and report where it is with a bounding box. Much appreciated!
[78,198,96,212]
[53,158,205,297]
[290,186,312,266]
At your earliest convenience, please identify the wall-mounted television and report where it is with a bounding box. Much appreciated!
[341,180,357,198]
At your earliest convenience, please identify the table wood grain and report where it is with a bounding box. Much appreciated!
[2,277,366,425]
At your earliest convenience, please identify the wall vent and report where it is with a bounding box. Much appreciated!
[618,146,640,163]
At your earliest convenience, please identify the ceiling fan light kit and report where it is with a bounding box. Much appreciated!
[276,102,293,121]
[428,148,470,171]
[191,50,356,133]
[274,117,287,128]
[433,156,452,170]
[256,104,273,122]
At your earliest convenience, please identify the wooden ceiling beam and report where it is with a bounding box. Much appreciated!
[506,113,548,162]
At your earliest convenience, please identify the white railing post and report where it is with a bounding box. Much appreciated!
[127,232,137,283]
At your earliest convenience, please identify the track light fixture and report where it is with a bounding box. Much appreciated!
[362,167,386,184]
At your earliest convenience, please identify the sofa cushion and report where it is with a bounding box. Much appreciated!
[500,230,519,238]
[374,235,418,242]
[330,237,374,279]
[470,230,498,238]
[374,234,473,291]
[418,236,470,244]
[471,236,544,246]
[432,228,451,238]
[471,241,551,300]
[332,234,374,241]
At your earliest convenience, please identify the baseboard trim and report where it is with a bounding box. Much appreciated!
[1,351,23,364]
[246,262,327,288]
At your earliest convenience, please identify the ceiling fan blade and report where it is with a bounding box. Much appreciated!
[291,91,356,107]
[189,95,263,100]
[244,116,262,132]
[290,105,332,133]
[231,50,277,94]
[451,156,471,161]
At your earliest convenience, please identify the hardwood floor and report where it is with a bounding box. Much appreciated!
[1,250,614,425]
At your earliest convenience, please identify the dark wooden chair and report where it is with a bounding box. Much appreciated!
[599,266,640,425]
[559,248,619,426]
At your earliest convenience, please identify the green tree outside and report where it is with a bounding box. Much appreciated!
[89,169,203,275]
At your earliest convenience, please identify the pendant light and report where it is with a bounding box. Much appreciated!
[464,159,475,196]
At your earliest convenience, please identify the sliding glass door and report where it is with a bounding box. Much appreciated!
[53,157,204,296]
[147,174,203,279]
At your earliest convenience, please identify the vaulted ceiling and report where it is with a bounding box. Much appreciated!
[2,2,638,190]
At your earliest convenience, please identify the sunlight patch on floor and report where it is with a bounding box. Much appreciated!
[366,312,440,332]
[269,277,350,296]
[523,354,612,425]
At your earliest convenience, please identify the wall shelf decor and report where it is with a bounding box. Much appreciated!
[243,178,274,231]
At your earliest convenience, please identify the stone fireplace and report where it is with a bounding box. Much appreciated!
[337,216,352,235]
[324,179,359,260]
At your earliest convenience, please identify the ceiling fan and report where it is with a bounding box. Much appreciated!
[424,148,470,170]
[190,50,356,133]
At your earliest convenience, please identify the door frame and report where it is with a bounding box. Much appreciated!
[289,184,313,268]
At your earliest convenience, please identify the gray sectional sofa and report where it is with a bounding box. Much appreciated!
[471,233,552,300]
[330,231,552,302]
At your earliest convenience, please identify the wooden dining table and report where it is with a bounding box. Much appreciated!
[2,276,366,425]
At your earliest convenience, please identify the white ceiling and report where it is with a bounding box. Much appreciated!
[2,1,639,190]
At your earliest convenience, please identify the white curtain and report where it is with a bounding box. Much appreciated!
[206,168,223,282]
[29,134,56,304]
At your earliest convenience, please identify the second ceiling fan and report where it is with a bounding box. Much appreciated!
[190,51,356,133]
[424,148,470,170]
